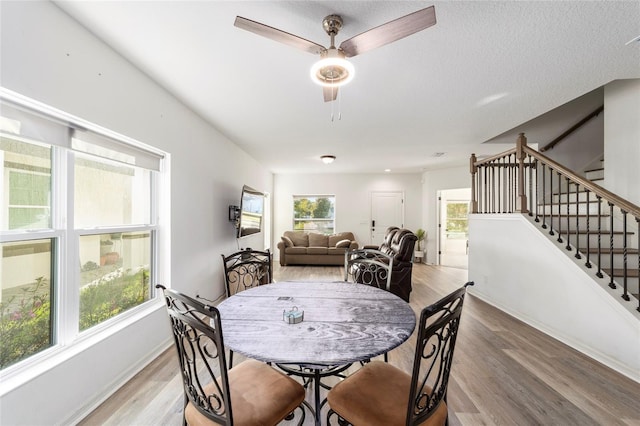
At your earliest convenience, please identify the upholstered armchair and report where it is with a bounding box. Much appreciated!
[365,227,417,302]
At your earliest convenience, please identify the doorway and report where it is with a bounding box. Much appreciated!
[438,188,470,269]
[370,191,404,246]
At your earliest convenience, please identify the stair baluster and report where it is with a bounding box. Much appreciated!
[622,211,629,301]
[608,202,616,289]
[574,183,581,259]
[549,168,555,236]
[565,177,571,251]
[530,157,536,219]
[556,171,563,243]
[541,163,547,229]
[596,196,603,279]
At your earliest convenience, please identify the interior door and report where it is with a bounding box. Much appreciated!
[370,191,404,245]
[438,188,470,269]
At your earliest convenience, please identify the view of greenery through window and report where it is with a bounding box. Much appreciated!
[78,232,151,332]
[293,195,335,234]
[446,202,469,238]
[1,101,159,370]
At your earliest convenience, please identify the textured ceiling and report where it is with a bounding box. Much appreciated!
[54,1,640,174]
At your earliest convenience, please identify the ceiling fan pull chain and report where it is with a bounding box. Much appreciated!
[330,92,334,122]
[330,84,336,121]
[338,88,342,120]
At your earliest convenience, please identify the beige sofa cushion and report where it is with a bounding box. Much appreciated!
[285,231,309,247]
[329,232,356,246]
[281,236,294,248]
[335,239,351,248]
[307,247,328,255]
[309,233,329,247]
[285,247,308,255]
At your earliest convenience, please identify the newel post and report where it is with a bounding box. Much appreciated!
[470,153,478,213]
[516,133,529,213]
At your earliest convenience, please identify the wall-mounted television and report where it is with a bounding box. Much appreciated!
[237,185,264,238]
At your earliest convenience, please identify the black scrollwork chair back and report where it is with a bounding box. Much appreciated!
[221,249,272,368]
[327,282,474,426]
[221,249,272,297]
[344,249,394,292]
[156,285,305,426]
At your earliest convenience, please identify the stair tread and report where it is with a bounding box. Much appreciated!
[584,167,605,173]
[561,230,634,235]
[585,248,640,254]
[603,268,640,278]
[539,200,600,204]
[536,214,610,217]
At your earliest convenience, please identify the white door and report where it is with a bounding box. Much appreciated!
[370,191,404,245]
[437,188,470,269]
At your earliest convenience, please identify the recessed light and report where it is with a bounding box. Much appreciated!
[321,155,336,164]
[384,169,391,172]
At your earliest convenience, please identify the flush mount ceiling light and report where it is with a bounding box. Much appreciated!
[321,155,336,164]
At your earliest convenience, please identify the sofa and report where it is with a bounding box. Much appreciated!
[364,227,417,302]
[277,231,359,266]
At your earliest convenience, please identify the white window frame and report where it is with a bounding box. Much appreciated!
[0,88,170,387]
[292,194,336,234]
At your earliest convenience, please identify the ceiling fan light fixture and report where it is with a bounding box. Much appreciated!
[321,155,336,164]
[310,49,354,87]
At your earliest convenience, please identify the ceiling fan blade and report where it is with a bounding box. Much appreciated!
[339,6,436,57]
[235,16,326,55]
[323,86,338,102]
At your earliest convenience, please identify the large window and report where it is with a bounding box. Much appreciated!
[293,195,335,234]
[0,92,166,371]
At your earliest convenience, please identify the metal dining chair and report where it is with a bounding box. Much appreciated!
[156,285,306,426]
[344,248,394,291]
[221,248,272,367]
[327,282,474,426]
[345,248,395,362]
[221,248,272,297]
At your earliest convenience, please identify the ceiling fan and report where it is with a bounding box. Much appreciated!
[234,6,436,102]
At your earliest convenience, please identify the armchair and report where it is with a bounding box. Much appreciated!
[365,227,417,302]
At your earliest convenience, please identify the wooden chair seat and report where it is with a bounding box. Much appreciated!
[185,359,305,426]
[327,361,448,426]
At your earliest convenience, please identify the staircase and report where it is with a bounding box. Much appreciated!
[539,177,639,300]
[471,134,640,311]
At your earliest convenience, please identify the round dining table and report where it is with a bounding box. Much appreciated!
[217,280,416,425]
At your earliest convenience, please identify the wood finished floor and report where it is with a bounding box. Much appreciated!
[79,264,640,426]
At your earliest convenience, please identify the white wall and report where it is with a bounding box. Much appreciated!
[543,113,604,175]
[273,173,422,251]
[421,166,471,264]
[469,214,640,382]
[0,2,272,425]
[604,79,640,206]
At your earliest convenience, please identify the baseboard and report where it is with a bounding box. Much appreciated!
[61,338,173,425]
[469,289,640,384]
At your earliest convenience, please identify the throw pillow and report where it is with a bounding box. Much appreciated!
[309,233,329,247]
[281,236,294,248]
[335,239,351,248]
